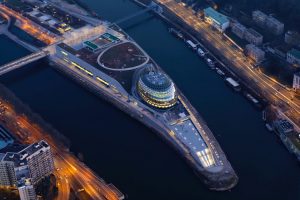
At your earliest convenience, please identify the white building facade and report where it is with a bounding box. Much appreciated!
[18,181,37,200]
[244,28,263,46]
[245,44,265,63]
[0,160,17,186]
[252,10,284,35]
[293,72,300,91]
[0,141,54,200]
[231,22,247,39]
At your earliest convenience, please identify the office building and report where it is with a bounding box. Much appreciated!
[244,28,263,46]
[265,16,284,35]
[21,141,55,184]
[252,10,284,35]
[18,179,37,200]
[287,49,300,66]
[0,141,54,200]
[252,10,268,26]
[0,155,17,186]
[293,72,300,91]
[245,44,265,63]
[231,22,247,39]
[285,31,300,46]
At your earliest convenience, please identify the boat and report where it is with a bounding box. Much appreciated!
[216,68,225,76]
[186,40,197,50]
[168,28,184,39]
[225,77,241,91]
[197,47,205,57]
[244,92,263,109]
[265,123,273,132]
[206,58,215,68]
[245,93,259,104]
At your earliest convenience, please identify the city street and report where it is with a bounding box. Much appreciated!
[157,0,300,126]
[0,4,59,44]
[0,99,122,200]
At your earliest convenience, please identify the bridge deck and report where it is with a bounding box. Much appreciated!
[0,51,48,76]
[114,4,155,24]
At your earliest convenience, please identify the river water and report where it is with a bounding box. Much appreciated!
[0,0,300,199]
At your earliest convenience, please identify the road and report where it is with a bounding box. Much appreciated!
[0,97,123,200]
[0,51,47,75]
[54,170,70,200]
[157,0,300,126]
[0,4,59,44]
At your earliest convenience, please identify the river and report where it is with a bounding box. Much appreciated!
[0,0,299,199]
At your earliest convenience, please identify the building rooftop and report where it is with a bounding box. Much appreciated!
[274,119,294,134]
[288,49,300,59]
[233,22,246,30]
[204,7,229,25]
[247,28,263,38]
[58,43,78,56]
[0,143,28,154]
[170,118,215,168]
[171,119,208,152]
[266,16,283,25]
[0,153,5,161]
[84,40,98,51]
[246,44,265,53]
[1,140,50,167]
[141,71,172,92]
[286,31,300,37]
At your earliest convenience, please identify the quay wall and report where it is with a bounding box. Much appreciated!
[50,56,238,190]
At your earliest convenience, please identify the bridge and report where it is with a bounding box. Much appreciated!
[114,3,160,24]
[0,51,48,76]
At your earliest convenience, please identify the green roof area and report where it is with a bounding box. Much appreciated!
[84,41,98,50]
[204,7,229,25]
[102,33,120,42]
[289,49,300,59]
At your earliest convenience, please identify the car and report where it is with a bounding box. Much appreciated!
[77,188,85,193]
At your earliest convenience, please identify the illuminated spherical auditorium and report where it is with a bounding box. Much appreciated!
[137,71,177,109]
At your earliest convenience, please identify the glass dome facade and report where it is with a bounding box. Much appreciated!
[137,71,177,109]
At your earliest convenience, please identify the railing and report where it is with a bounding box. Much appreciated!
[0,51,48,76]
[114,4,156,24]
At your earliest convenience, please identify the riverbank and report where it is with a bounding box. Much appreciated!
[0,80,123,200]
[41,0,238,191]
[130,0,267,107]
[136,0,300,164]
[2,0,300,199]
[50,34,238,191]
[0,83,70,149]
